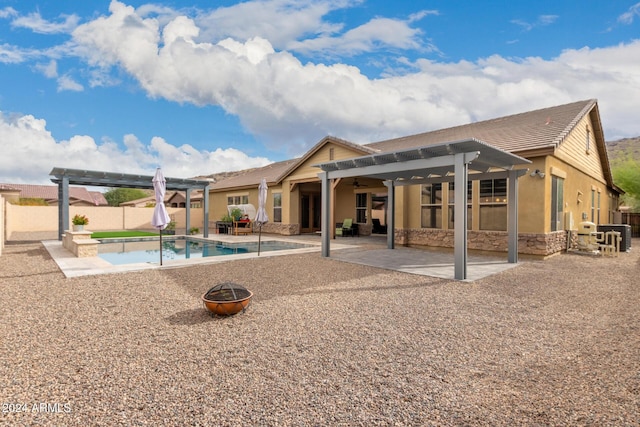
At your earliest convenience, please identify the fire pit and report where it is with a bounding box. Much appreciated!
[202,282,253,316]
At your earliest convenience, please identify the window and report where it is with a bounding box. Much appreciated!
[421,183,442,228]
[448,181,472,229]
[273,193,282,223]
[597,191,601,224]
[590,189,596,222]
[551,176,564,231]
[227,195,249,205]
[479,179,507,231]
[355,193,367,223]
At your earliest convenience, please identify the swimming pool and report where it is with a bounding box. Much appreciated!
[97,237,315,265]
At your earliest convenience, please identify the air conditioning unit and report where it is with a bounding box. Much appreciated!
[598,224,632,252]
[564,211,574,230]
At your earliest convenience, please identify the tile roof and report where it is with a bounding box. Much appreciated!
[200,99,609,190]
[365,99,597,156]
[0,183,109,205]
[205,159,299,190]
[204,136,376,191]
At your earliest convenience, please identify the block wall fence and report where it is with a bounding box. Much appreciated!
[3,203,204,241]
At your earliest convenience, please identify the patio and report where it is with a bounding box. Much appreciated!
[42,233,519,281]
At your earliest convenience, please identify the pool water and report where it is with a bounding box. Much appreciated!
[97,237,314,265]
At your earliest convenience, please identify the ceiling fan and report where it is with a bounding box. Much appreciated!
[352,179,368,188]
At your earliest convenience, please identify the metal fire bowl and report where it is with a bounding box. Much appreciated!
[202,283,253,316]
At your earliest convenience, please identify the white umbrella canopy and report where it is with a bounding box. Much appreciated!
[151,168,171,265]
[255,178,269,224]
[255,178,268,255]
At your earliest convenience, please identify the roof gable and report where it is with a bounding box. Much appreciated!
[280,136,376,181]
[207,136,375,190]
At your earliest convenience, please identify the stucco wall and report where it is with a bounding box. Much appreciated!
[4,204,204,241]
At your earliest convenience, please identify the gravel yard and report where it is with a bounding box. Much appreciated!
[1,240,639,426]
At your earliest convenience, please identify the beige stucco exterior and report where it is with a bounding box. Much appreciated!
[206,101,620,257]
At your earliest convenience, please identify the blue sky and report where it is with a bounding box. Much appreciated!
[1,0,639,184]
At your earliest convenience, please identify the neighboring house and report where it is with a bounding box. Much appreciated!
[205,99,621,256]
[120,190,204,208]
[0,183,108,206]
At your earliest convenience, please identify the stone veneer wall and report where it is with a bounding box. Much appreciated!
[394,228,568,256]
[259,222,300,235]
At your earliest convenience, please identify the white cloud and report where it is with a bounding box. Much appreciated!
[0,7,17,19]
[618,2,640,24]
[67,2,640,153]
[0,43,39,64]
[195,0,348,50]
[35,59,58,78]
[287,17,426,56]
[0,112,272,184]
[11,12,80,34]
[57,74,84,92]
[511,14,558,32]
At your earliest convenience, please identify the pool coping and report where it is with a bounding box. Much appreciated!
[43,234,351,278]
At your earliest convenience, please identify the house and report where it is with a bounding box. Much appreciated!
[0,183,108,206]
[120,190,204,208]
[205,99,621,256]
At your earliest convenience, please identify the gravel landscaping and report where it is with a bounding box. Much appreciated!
[1,240,639,426]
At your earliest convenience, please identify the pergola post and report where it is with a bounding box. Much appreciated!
[203,185,210,238]
[57,176,69,240]
[507,169,519,263]
[320,172,331,257]
[453,153,470,280]
[185,188,191,234]
[384,180,395,249]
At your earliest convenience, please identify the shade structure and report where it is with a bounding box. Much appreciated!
[151,168,171,265]
[255,178,269,255]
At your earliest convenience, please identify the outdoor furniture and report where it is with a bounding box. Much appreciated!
[336,218,357,237]
[216,221,232,234]
[372,218,387,234]
[233,220,253,235]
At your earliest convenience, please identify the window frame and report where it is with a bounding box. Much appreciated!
[421,183,443,229]
[273,192,282,223]
[479,178,507,231]
[355,193,367,224]
[551,176,564,231]
[447,181,472,230]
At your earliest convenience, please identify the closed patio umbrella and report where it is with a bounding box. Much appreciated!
[255,178,269,255]
[151,168,171,265]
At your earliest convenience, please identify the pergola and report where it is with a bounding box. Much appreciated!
[314,138,531,280]
[49,167,212,240]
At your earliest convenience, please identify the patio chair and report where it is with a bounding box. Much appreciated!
[336,218,356,237]
[372,218,387,234]
[233,219,253,235]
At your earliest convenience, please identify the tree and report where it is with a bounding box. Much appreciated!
[612,158,640,212]
[104,188,149,207]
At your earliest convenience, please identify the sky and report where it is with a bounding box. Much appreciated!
[1,0,639,184]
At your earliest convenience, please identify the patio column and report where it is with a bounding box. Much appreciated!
[320,172,331,257]
[203,185,210,238]
[453,153,469,280]
[507,169,519,263]
[384,180,395,249]
[57,176,69,240]
[185,188,191,234]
